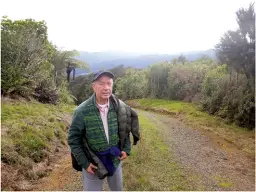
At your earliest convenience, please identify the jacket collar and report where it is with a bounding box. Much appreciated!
[91,93,115,111]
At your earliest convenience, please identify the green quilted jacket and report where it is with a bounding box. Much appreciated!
[68,93,139,170]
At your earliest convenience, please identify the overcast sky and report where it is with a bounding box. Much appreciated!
[1,0,253,54]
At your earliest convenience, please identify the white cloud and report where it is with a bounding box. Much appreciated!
[1,0,253,53]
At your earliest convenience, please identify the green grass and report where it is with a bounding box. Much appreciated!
[214,175,233,189]
[128,99,237,128]
[1,99,76,189]
[126,99,255,157]
[122,114,195,191]
[126,99,242,130]
[137,98,197,113]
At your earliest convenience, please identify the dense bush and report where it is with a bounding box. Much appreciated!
[167,62,213,101]
[201,66,255,128]
[68,73,94,105]
[115,68,147,100]
[1,16,86,104]
[1,17,54,98]
[34,79,58,104]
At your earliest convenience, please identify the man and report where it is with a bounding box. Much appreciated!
[68,71,139,191]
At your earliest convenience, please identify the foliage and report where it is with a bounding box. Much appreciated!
[177,54,187,64]
[201,65,229,114]
[1,16,85,104]
[146,62,171,98]
[52,49,89,86]
[34,78,59,104]
[201,66,255,128]
[115,68,147,100]
[109,65,127,94]
[210,2,255,128]
[167,62,212,101]
[68,73,94,105]
[215,3,255,80]
[1,16,54,98]
[58,81,76,104]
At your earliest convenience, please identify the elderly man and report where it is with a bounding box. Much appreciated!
[68,71,139,191]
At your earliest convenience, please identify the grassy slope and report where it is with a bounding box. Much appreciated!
[126,99,255,158]
[1,98,76,190]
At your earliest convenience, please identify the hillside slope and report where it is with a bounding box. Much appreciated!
[1,98,75,191]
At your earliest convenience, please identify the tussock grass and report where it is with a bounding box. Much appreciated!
[1,98,75,190]
[126,99,255,157]
[122,114,194,191]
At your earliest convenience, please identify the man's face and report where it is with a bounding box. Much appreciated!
[92,75,113,100]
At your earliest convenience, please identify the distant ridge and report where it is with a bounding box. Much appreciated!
[75,49,216,76]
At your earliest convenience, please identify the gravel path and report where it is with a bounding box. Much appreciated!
[140,110,255,191]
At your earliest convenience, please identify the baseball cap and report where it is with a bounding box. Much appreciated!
[92,71,114,82]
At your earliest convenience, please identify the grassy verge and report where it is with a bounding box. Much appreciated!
[122,114,195,191]
[126,99,255,158]
[1,98,76,190]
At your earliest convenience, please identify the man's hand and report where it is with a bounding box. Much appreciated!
[86,163,97,174]
[119,151,128,161]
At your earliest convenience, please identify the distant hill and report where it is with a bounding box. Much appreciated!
[75,51,142,65]
[75,49,216,76]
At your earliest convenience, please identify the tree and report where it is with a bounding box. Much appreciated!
[1,16,79,104]
[109,65,126,94]
[177,54,186,64]
[115,68,147,100]
[1,16,54,97]
[215,3,255,81]
[52,49,89,85]
[147,63,170,98]
[171,58,178,64]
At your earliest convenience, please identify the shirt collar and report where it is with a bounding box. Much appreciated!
[96,99,109,110]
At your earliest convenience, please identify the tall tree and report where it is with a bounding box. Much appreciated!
[177,54,186,64]
[215,3,255,80]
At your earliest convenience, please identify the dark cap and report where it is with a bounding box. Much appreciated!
[92,71,114,82]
